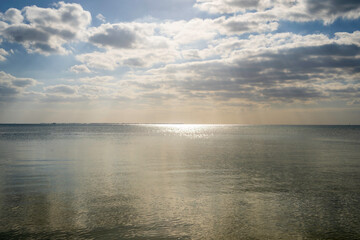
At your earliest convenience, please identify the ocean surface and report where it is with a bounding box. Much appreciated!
[0,124,359,239]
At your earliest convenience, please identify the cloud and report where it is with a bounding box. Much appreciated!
[158,16,278,45]
[0,48,9,61]
[159,19,218,44]
[70,64,91,73]
[44,84,77,94]
[348,99,360,105]
[78,76,114,83]
[71,29,360,105]
[4,25,50,43]
[194,0,360,23]
[75,51,120,70]
[88,22,158,49]
[140,92,177,102]
[0,8,24,24]
[80,22,180,69]
[76,47,179,70]
[96,13,106,23]
[41,93,87,103]
[194,0,274,14]
[214,15,279,35]
[0,71,37,100]
[1,1,360,111]
[131,31,360,105]
[261,86,325,102]
[39,80,130,102]
[24,2,91,30]
[0,2,91,55]
[306,0,360,22]
[78,15,278,71]
[89,24,138,49]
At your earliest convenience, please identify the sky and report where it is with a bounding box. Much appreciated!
[0,0,360,124]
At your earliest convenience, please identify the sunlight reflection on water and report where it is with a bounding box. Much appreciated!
[151,124,226,138]
[0,124,360,239]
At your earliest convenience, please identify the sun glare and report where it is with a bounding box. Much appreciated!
[154,124,215,138]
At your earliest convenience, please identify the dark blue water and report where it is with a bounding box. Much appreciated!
[0,124,359,239]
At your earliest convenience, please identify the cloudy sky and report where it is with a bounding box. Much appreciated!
[0,0,360,124]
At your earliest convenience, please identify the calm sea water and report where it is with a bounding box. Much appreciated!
[0,124,359,239]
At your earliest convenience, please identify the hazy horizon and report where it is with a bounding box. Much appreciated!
[1,123,360,126]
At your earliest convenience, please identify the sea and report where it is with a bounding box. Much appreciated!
[0,124,359,239]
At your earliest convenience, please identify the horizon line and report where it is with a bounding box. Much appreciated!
[0,123,358,126]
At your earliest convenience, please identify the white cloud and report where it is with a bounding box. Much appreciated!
[159,19,218,44]
[70,64,91,73]
[24,2,91,33]
[89,24,139,49]
[0,48,9,61]
[0,71,37,101]
[127,31,360,105]
[214,15,279,35]
[0,2,91,55]
[76,47,180,70]
[334,31,360,46]
[76,51,120,70]
[40,79,129,102]
[78,15,279,71]
[88,22,157,49]
[305,0,360,23]
[78,76,114,83]
[44,84,77,95]
[1,1,360,110]
[96,13,106,23]
[194,0,360,24]
[0,8,24,24]
[158,16,278,45]
[194,0,276,14]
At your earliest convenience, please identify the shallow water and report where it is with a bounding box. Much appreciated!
[0,124,360,239]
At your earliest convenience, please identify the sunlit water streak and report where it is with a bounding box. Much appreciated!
[0,124,360,239]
